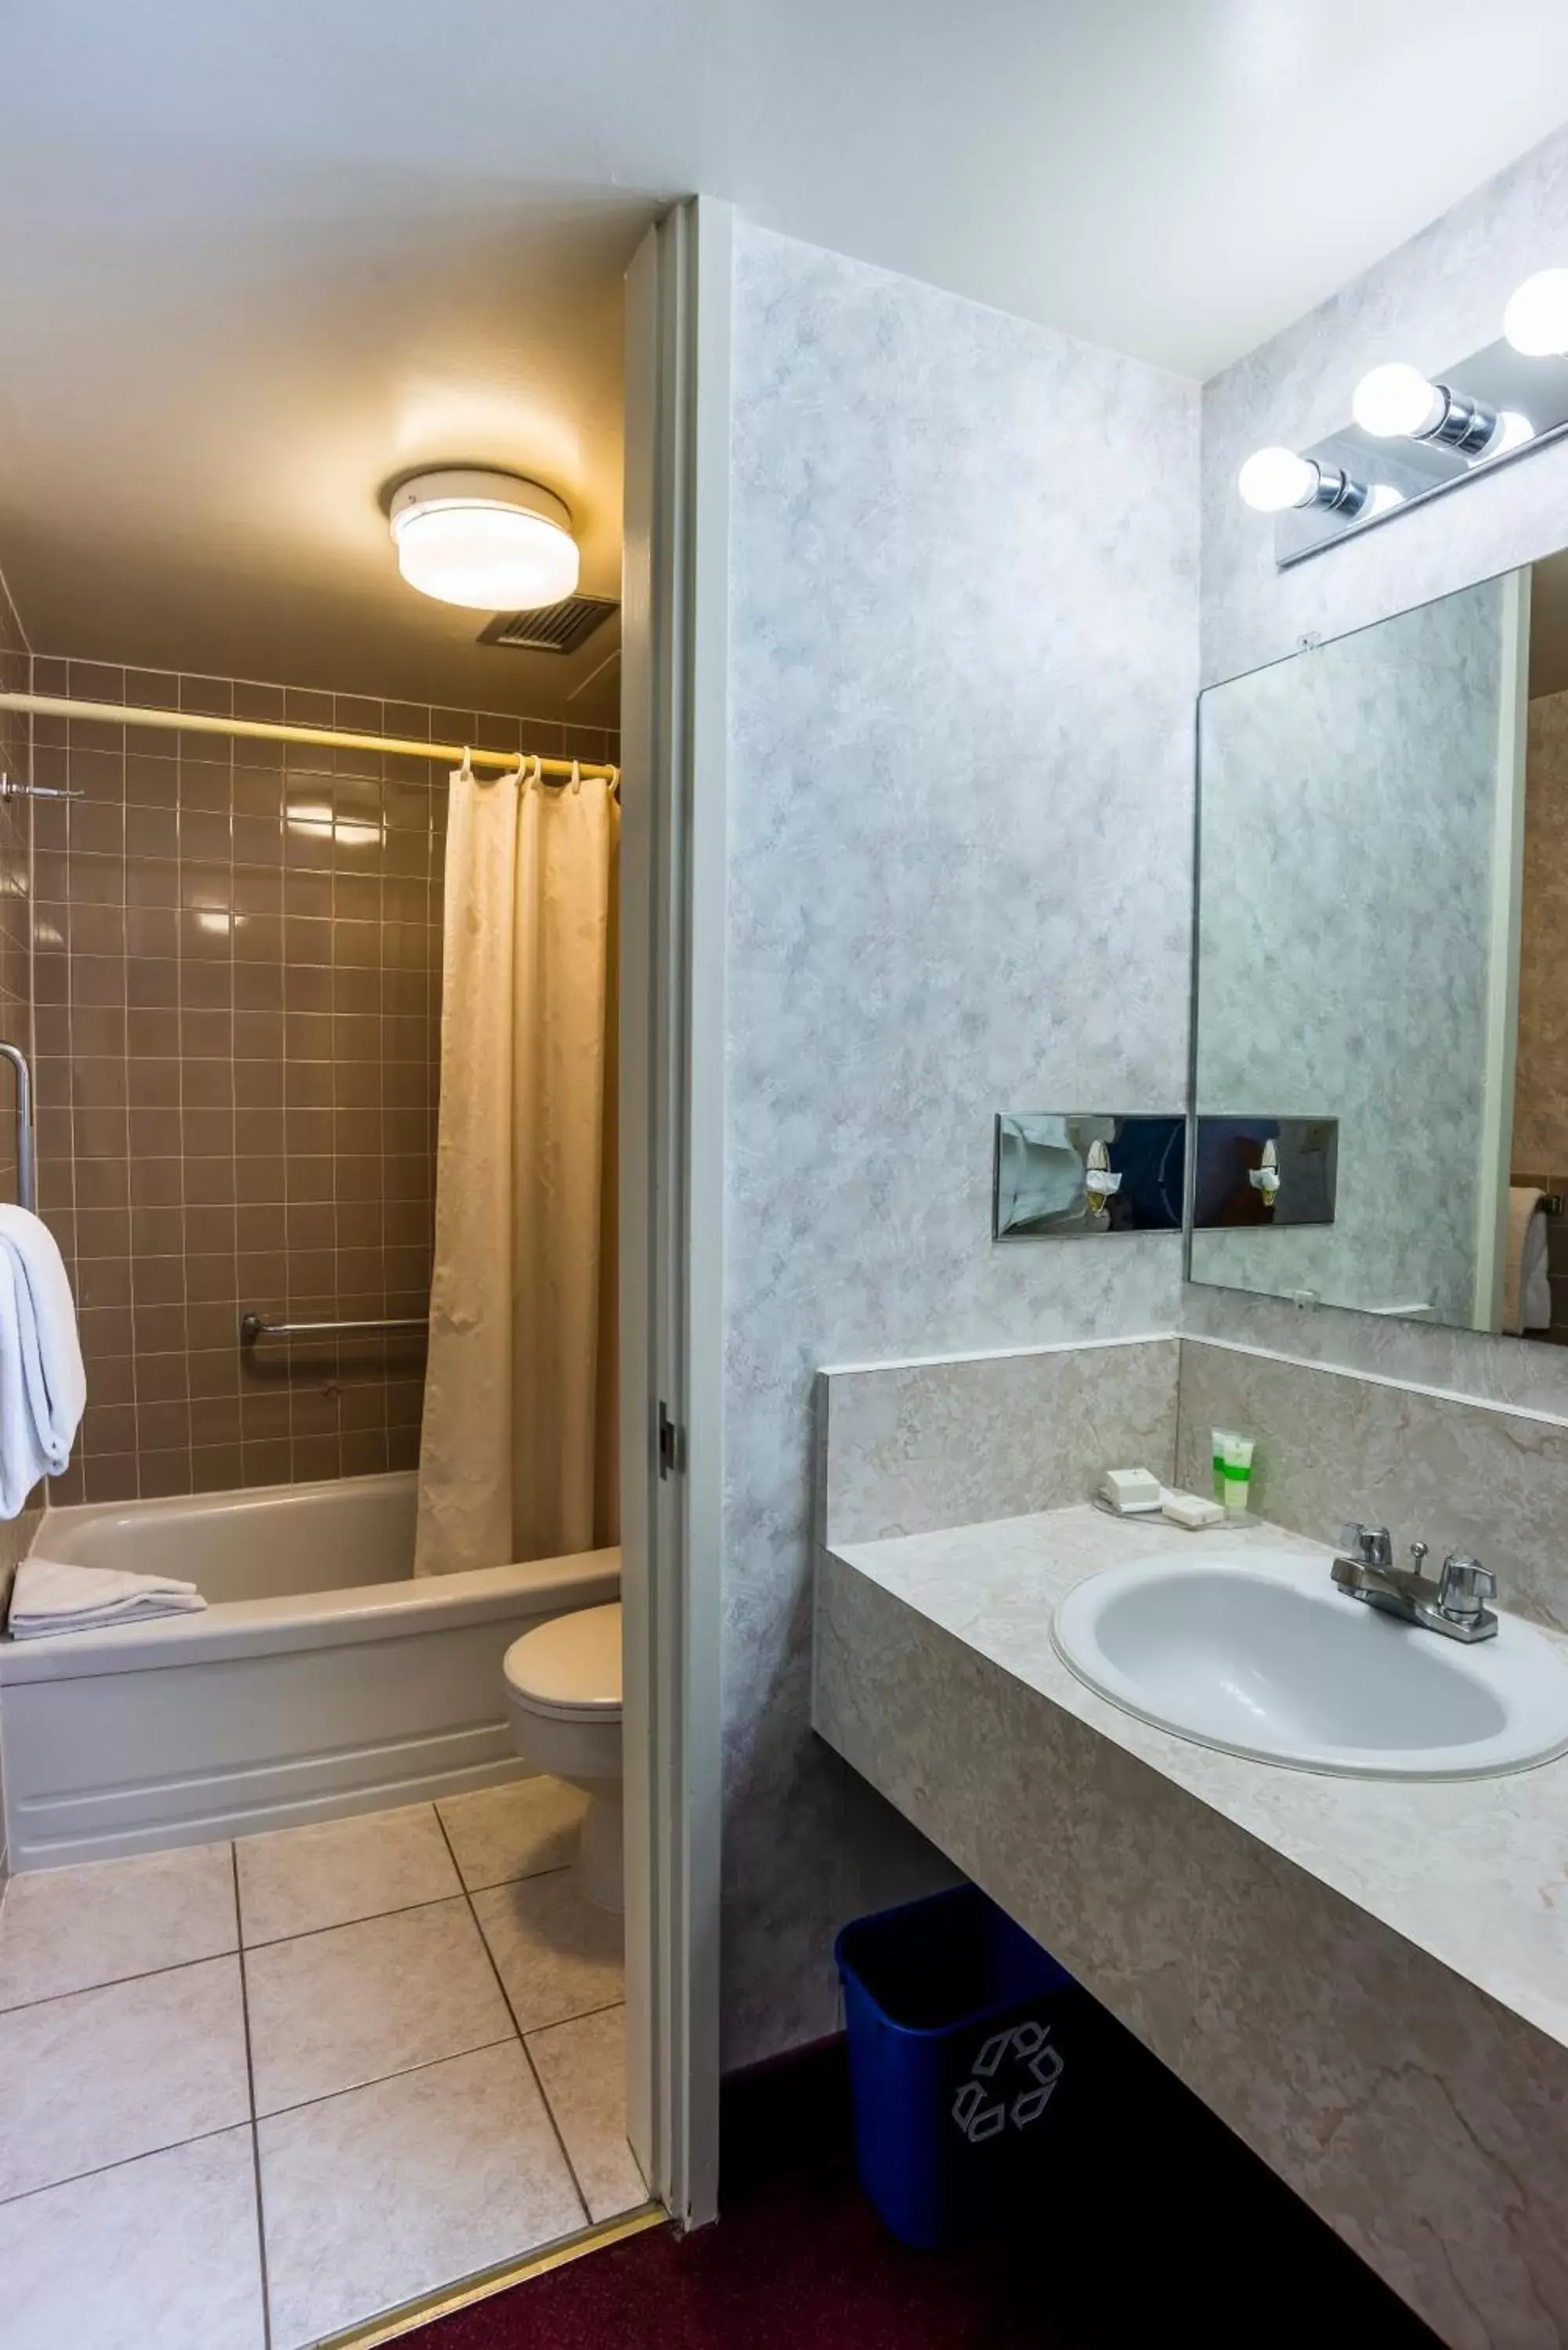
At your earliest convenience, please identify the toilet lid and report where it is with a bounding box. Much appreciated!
[504,1603,622,1719]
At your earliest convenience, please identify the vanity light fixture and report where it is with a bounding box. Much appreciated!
[1237,446,1370,516]
[388,470,580,611]
[1240,272,1568,564]
[1352,362,1503,456]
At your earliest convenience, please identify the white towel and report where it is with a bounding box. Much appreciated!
[0,1205,86,1518]
[7,1556,205,1640]
[1524,1204,1553,1331]
[1505,1186,1548,1336]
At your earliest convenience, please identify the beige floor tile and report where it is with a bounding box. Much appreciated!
[0,1956,251,2201]
[245,1897,515,2116]
[471,1871,624,2034]
[0,1841,237,2011]
[237,1804,461,1944]
[258,2042,586,2349]
[526,2005,646,2222]
[0,2127,265,2350]
[435,1776,587,1891]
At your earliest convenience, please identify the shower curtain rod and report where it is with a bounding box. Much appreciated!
[0,692,619,783]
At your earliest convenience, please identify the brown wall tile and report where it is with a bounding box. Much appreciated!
[32,653,614,1507]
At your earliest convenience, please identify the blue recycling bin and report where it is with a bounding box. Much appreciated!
[835,1883,1088,2250]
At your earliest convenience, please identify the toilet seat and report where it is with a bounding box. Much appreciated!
[504,1602,621,1723]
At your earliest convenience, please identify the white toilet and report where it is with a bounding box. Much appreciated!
[503,1602,623,1912]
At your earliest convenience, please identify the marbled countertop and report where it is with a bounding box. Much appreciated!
[829,1505,1568,2052]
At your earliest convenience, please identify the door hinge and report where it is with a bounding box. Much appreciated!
[658,1401,686,1480]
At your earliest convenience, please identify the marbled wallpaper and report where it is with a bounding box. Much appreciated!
[1191,578,1511,1326]
[1192,117,1568,1408]
[721,221,1198,2067]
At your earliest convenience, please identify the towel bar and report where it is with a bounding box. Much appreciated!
[0,1041,35,1212]
[239,1310,428,1346]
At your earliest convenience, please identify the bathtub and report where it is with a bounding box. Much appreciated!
[0,1472,620,1871]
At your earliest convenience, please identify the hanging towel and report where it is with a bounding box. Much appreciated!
[1504,1186,1549,1336]
[1523,1202,1553,1332]
[0,1204,86,1517]
[7,1556,205,1640]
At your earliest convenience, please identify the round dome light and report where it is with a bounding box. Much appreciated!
[388,470,580,610]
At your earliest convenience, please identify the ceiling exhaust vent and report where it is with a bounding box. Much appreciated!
[478,595,619,655]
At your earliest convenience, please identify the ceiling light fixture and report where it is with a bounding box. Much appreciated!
[1237,446,1369,516]
[1504,269,1568,358]
[1351,363,1499,454]
[388,470,580,611]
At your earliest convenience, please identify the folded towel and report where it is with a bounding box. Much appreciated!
[1505,1186,1547,1336]
[0,1205,86,1518]
[7,1556,205,1640]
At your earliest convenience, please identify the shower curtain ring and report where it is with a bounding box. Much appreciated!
[457,745,475,783]
[570,758,582,796]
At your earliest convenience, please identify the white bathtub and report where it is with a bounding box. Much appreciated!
[0,1472,620,1871]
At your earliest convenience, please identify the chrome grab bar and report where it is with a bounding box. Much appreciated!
[0,1041,35,1212]
[240,1310,428,1347]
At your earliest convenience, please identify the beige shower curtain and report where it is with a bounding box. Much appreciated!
[414,758,620,1576]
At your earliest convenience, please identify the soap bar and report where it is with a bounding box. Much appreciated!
[1100,1467,1163,1515]
[1162,1490,1225,1530]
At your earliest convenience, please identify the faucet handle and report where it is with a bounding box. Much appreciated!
[1340,1523,1393,1568]
[1438,1553,1498,1622]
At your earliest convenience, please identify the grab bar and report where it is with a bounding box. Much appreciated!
[0,1041,35,1212]
[240,1310,428,1347]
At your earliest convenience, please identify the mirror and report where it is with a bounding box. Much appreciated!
[1191,552,1568,1343]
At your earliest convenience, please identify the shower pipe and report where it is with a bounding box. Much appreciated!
[0,692,619,783]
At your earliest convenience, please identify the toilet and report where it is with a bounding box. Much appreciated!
[503,1602,623,1912]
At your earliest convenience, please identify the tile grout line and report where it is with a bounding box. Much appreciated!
[240,1867,573,1957]
[429,1804,591,2232]
[0,1928,244,2016]
[0,2113,260,2214]
[232,1842,276,2350]
[255,2030,523,2127]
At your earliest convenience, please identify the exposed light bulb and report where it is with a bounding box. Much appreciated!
[1505,269,1568,358]
[1352,363,1446,440]
[1237,446,1319,513]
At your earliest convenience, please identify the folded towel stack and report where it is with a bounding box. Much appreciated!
[7,1556,206,1640]
[0,1204,86,1518]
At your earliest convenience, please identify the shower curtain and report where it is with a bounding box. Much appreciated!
[414,759,619,1576]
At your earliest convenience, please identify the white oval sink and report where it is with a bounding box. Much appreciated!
[1051,1548,1568,1778]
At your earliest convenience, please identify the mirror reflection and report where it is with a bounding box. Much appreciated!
[1191,553,1568,1342]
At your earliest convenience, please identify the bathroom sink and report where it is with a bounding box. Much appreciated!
[1050,1548,1568,1778]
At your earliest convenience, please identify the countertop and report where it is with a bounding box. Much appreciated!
[824,1504,1568,2054]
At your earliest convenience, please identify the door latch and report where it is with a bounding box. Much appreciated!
[658,1402,686,1479]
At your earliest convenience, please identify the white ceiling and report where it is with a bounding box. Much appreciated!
[7,0,1568,717]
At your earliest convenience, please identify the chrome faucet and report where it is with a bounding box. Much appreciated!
[1331,1523,1498,1643]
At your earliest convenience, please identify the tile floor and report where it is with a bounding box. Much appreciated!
[0,1777,647,2350]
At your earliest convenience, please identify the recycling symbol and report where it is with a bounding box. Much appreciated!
[951,2017,1064,2145]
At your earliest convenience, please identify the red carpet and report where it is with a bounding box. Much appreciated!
[399,2148,1442,2350]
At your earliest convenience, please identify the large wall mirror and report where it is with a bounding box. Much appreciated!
[1190,553,1568,1343]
